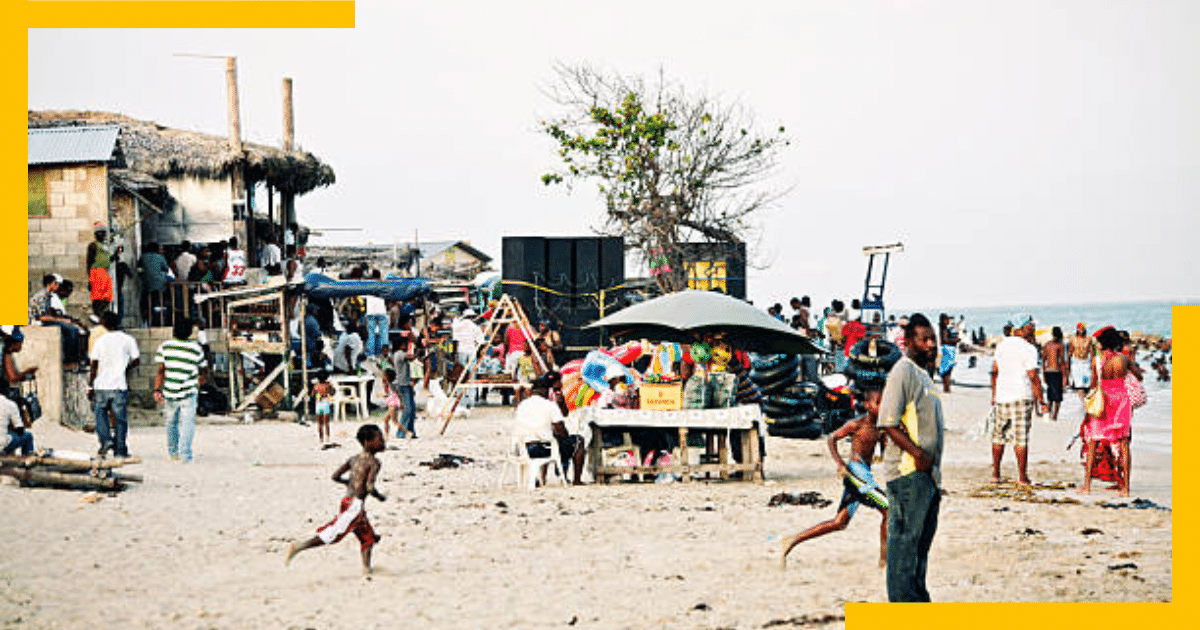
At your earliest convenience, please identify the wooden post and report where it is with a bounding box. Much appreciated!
[282,77,294,151]
[590,425,604,485]
[299,295,309,418]
[678,427,690,483]
[226,57,242,153]
[718,432,729,480]
[281,76,296,238]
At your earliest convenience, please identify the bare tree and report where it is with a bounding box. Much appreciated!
[539,62,790,293]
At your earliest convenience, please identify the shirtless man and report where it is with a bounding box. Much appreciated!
[1068,323,1095,400]
[1041,327,1067,420]
[780,389,888,569]
[286,424,386,574]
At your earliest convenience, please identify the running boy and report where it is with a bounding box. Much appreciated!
[780,388,889,569]
[286,424,387,575]
[312,371,334,448]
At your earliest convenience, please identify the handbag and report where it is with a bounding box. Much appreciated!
[1125,373,1147,409]
[23,390,41,423]
[1083,356,1105,418]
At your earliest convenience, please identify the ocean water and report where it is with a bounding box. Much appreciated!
[901,299,1182,456]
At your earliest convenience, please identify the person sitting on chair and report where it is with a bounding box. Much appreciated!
[512,374,584,486]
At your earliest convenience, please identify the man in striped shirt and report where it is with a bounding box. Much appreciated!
[154,317,209,462]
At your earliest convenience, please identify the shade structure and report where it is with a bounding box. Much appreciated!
[303,273,431,302]
[585,290,825,355]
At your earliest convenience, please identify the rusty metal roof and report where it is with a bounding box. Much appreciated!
[28,124,120,165]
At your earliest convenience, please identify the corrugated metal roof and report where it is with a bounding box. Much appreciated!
[28,124,120,165]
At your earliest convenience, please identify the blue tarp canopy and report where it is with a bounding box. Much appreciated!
[302,273,431,302]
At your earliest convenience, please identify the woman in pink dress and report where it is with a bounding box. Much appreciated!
[1082,327,1134,496]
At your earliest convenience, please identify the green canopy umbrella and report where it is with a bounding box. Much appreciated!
[586,290,826,355]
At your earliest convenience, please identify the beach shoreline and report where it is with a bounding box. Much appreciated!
[1,382,1171,629]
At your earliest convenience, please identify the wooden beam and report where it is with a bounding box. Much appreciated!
[233,361,287,412]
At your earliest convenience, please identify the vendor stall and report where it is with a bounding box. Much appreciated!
[196,273,431,417]
[567,289,823,483]
[575,404,764,483]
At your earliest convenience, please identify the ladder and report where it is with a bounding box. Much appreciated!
[860,243,903,326]
[436,293,547,434]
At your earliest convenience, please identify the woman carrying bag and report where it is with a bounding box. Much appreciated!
[1081,327,1136,496]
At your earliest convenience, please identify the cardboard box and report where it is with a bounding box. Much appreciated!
[640,382,683,410]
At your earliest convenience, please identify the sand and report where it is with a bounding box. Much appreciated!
[0,383,1170,629]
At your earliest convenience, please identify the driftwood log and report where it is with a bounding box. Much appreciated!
[0,467,125,491]
[0,452,143,491]
[0,454,142,470]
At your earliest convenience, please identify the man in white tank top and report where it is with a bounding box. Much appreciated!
[224,237,248,285]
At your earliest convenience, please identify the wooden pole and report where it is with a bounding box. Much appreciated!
[226,57,242,153]
[282,77,295,151]
[281,77,296,231]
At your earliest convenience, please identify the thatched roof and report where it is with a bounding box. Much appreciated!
[28,110,336,195]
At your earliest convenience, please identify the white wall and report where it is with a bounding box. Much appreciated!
[146,175,234,244]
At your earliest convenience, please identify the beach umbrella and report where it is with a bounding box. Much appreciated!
[585,290,825,355]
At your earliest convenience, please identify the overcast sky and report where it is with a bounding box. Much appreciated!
[28,0,1200,310]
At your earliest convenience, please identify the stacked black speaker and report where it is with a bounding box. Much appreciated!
[502,236,624,361]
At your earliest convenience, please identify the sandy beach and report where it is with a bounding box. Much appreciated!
[1,380,1170,629]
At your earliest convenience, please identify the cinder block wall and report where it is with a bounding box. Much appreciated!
[28,164,109,323]
[125,326,229,409]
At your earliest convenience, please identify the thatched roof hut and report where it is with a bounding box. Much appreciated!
[28,110,335,195]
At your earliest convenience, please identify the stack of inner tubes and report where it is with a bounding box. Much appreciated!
[735,371,765,404]
[747,353,800,394]
[748,353,818,439]
[844,337,903,391]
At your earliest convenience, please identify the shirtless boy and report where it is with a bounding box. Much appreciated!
[286,424,386,574]
[1041,327,1067,420]
[1068,323,1095,399]
[780,389,889,569]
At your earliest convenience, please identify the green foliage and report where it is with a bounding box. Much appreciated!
[539,63,790,292]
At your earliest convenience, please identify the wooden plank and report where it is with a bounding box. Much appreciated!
[233,362,287,412]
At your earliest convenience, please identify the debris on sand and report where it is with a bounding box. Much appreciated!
[969,482,1081,506]
[419,454,476,470]
[762,613,846,627]
[768,492,832,509]
[1099,499,1170,512]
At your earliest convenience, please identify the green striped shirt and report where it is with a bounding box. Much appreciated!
[154,339,205,400]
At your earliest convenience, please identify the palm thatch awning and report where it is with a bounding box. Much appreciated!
[28,110,335,195]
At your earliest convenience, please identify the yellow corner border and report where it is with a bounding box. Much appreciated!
[26,2,355,29]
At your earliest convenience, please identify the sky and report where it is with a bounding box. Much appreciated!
[28,0,1200,311]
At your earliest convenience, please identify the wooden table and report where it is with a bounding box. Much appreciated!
[573,405,764,484]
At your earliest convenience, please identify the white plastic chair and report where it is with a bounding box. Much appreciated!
[331,384,365,422]
[497,434,565,490]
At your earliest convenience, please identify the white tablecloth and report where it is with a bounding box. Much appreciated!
[571,405,762,431]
